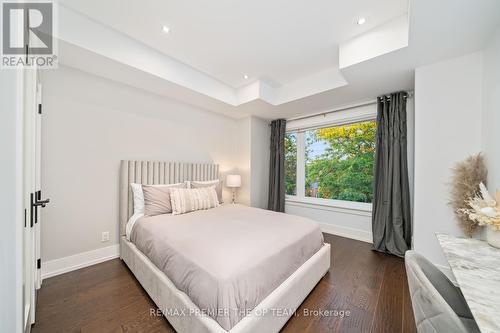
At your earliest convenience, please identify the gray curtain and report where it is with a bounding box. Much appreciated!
[268,119,286,212]
[372,92,412,257]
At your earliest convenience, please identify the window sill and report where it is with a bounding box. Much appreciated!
[285,196,372,216]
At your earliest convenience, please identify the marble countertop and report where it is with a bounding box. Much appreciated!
[437,233,500,333]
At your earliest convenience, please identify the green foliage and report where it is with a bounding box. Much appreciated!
[284,133,297,195]
[306,121,376,203]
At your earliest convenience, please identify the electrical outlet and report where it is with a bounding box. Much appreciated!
[101,231,110,242]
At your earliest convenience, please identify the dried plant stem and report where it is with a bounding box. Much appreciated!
[449,153,487,237]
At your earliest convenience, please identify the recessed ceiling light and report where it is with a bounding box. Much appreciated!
[243,75,249,80]
[162,25,170,34]
[357,17,366,25]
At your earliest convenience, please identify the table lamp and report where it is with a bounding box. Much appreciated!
[226,175,241,204]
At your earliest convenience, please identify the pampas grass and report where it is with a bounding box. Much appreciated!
[449,153,487,237]
[459,183,500,230]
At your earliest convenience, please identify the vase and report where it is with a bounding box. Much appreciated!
[486,226,500,248]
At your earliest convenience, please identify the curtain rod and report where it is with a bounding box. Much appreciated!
[286,90,413,123]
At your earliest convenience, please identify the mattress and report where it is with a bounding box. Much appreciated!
[130,204,324,331]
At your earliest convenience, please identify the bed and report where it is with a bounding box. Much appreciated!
[119,160,331,333]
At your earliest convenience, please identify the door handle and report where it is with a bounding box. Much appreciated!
[35,190,50,207]
[33,200,49,207]
[30,191,50,227]
[33,199,50,207]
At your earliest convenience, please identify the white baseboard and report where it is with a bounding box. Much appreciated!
[319,222,373,244]
[41,244,120,280]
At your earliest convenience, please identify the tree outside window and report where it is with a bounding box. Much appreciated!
[284,132,297,195]
[285,120,376,203]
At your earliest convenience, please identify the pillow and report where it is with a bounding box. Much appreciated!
[131,183,145,214]
[143,183,185,216]
[170,187,219,215]
[130,182,185,215]
[191,179,223,203]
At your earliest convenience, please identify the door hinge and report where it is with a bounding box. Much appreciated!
[37,258,41,269]
[24,209,27,228]
[38,103,42,114]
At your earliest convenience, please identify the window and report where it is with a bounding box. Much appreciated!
[285,120,376,204]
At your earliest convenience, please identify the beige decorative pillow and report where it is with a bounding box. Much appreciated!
[170,186,219,215]
[191,179,223,203]
[142,183,185,216]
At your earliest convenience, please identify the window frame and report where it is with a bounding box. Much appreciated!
[285,109,376,213]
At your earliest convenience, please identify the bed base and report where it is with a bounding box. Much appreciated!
[120,236,330,333]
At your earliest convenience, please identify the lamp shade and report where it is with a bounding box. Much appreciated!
[226,175,241,188]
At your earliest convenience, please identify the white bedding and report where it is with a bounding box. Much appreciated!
[129,204,324,331]
[125,212,144,241]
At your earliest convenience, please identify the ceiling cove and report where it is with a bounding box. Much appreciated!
[55,0,500,119]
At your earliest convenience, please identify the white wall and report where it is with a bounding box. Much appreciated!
[249,117,270,209]
[232,117,251,205]
[482,28,500,191]
[0,69,24,333]
[40,66,245,262]
[286,203,373,242]
[413,52,483,268]
[231,116,270,208]
[234,116,271,208]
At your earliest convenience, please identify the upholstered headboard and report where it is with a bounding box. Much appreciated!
[119,160,220,236]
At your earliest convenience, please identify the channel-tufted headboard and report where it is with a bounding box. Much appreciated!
[119,160,220,236]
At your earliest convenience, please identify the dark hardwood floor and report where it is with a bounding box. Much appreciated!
[32,234,416,333]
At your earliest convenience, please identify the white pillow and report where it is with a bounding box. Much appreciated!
[130,182,187,215]
[170,186,219,215]
[131,183,145,214]
[190,179,223,203]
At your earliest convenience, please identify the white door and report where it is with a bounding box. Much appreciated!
[22,18,48,332]
[23,66,37,332]
[35,81,43,290]
[23,65,47,332]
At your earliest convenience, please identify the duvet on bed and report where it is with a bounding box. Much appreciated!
[130,204,324,331]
